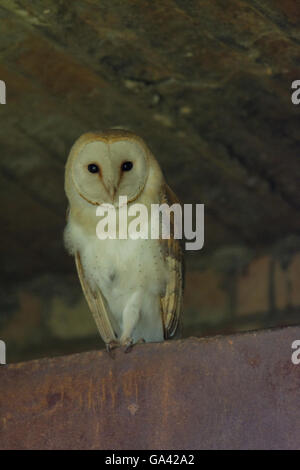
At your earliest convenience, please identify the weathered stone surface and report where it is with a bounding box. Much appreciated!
[1,326,300,450]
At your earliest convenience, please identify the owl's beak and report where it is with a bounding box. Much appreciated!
[101,176,117,202]
[108,184,118,200]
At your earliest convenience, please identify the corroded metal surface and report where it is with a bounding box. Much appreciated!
[1,326,300,449]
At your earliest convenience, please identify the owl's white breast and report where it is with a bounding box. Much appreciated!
[64,218,168,340]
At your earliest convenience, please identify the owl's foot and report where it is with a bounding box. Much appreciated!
[106,340,120,358]
[122,337,134,353]
[121,337,145,353]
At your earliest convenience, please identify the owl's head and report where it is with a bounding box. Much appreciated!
[65,130,162,208]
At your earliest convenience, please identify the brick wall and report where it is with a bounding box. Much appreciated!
[184,251,300,337]
[2,246,300,363]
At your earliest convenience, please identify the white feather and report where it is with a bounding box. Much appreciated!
[64,218,168,342]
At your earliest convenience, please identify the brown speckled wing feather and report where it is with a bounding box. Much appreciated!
[75,252,116,344]
[160,184,185,339]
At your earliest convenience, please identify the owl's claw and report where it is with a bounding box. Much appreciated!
[122,337,145,353]
[106,340,120,358]
[123,338,134,353]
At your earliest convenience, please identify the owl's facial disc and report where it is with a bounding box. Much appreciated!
[71,139,148,206]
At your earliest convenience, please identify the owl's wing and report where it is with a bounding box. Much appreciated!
[160,184,185,339]
[75,252,116,344]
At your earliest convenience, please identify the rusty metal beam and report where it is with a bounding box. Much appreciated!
[1,326,300,449]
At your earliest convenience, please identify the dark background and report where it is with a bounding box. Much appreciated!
[0,0,299,362]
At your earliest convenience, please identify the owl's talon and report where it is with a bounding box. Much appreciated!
[122,337,145,353]
[120,337,133,353]
[124,338,134,353]
[106,340,120,358]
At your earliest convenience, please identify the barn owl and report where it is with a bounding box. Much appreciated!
[64,129,184,353]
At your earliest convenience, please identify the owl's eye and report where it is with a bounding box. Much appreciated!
[88,163,99,174]
[121,161,133,172]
